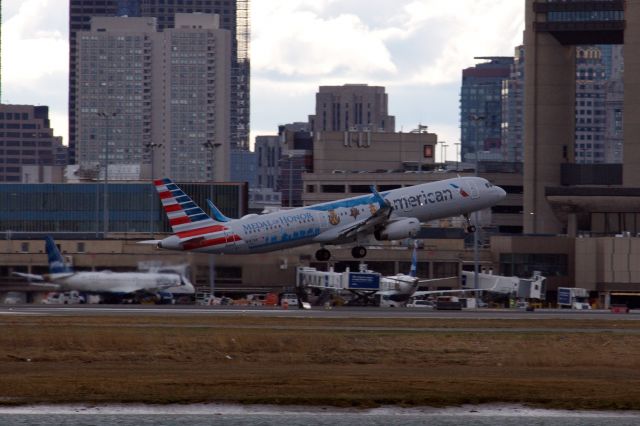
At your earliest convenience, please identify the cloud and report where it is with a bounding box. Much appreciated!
[3,0,525,152]
[3,0,68,140]
[252,4,396,78]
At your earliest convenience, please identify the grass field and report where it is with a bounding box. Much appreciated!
[1,315,639,409]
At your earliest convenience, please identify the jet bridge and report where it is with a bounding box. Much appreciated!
[296,266,381,306]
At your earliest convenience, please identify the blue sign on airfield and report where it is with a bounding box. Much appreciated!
[347,273,381,290]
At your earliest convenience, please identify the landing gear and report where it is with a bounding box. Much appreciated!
[315,248,331,261]
[464,214,476,233]
[351,246,367,259]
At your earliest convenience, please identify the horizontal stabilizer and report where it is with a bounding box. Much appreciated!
[137,240,161,245]
[12,272,44,282]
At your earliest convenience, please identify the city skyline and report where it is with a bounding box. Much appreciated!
[2,0,525,160]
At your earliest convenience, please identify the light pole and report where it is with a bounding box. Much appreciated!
[97,111,118,238]
[454,142,461,171]
[440,143,448,165]
[145,142,162,237]
[470,114,485,292]
[202,141,222,299]
[288,154,294,207]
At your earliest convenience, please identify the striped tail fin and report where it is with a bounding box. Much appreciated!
[153,178,226,236]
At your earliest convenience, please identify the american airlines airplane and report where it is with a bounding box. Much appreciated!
[13,236,195,295]
[142,176,506,261]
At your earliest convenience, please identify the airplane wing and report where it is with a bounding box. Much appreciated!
[12,272,45,282]
[138,234,207,247]
[412,288,486,297]
[314,185,393,243]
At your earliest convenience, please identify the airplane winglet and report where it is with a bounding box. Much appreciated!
[369,185,387,209]
[206,199,232,222]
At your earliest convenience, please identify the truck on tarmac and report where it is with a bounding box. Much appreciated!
[435,295,462,310]
[557,287,591,310]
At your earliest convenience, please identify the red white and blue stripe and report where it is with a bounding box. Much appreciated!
[154,178,226,236]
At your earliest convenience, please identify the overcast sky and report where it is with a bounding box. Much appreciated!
[2,0,524,160]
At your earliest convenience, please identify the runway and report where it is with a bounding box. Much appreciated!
[1,304,639,321]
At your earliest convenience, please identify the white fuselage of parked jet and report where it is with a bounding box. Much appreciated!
[156,176,506,255]
[37,271,192,294]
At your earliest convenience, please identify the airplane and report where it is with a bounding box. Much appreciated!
[13,236,195,297]
[141,175,506,261]
[374,241,439,306]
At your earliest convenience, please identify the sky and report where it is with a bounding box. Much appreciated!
[2,0,525,161]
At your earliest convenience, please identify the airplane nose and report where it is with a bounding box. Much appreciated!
[497,186,507,199]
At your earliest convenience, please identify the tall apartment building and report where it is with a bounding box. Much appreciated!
[501,46,525,163]
[76,14,231,182]
[308,84,395,133]
[575,46,608,164]
[69,0,249,164]
[575,45,624,164]
[255,135,282,190]
[460,57,513,163]
[501,44,624,165]
[0,105,65,182]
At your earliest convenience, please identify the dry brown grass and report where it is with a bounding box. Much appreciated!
[0,316,639,409]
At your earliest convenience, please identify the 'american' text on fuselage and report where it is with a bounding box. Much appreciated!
[390,188,454,212]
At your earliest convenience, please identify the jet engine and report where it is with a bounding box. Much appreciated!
[374,218,421,241]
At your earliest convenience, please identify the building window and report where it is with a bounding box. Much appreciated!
[424,145,434,158]
[77,242,86,253]
[20,242,29,253]
[321,185,346,193]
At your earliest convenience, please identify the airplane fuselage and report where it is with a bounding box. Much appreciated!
[45,271,185,294]
[158,176,505,255]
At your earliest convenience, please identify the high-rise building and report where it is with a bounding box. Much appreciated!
[460,57,513,163]
[574,46,608,164]
[501,46,525,163]
[255,135,282,190]
[69,0,249,164]
[76,14,231,182]
[574,45,624,164]
[308,84,395,133]
[0,105,65,182]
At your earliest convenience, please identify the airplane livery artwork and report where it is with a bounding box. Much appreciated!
[141,176,506,261]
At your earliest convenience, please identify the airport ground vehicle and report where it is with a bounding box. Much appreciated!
[557,287,591,309]
[2,292,24,304]
[246,294,266,306]
[435,295,462,310]
[280,293,299,307]
[42,291,85,304]
[406,298,435,309]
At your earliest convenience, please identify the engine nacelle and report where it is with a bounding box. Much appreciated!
[374,218,421,241]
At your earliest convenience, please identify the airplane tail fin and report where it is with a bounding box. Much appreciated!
[45,236,73,274]
[409,240,418,278]
[153,178,221,235]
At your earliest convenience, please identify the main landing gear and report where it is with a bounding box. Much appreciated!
[464,213,476,233]
[315,248,331,261]
[314,245,368,261]
[351,246,367,259]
